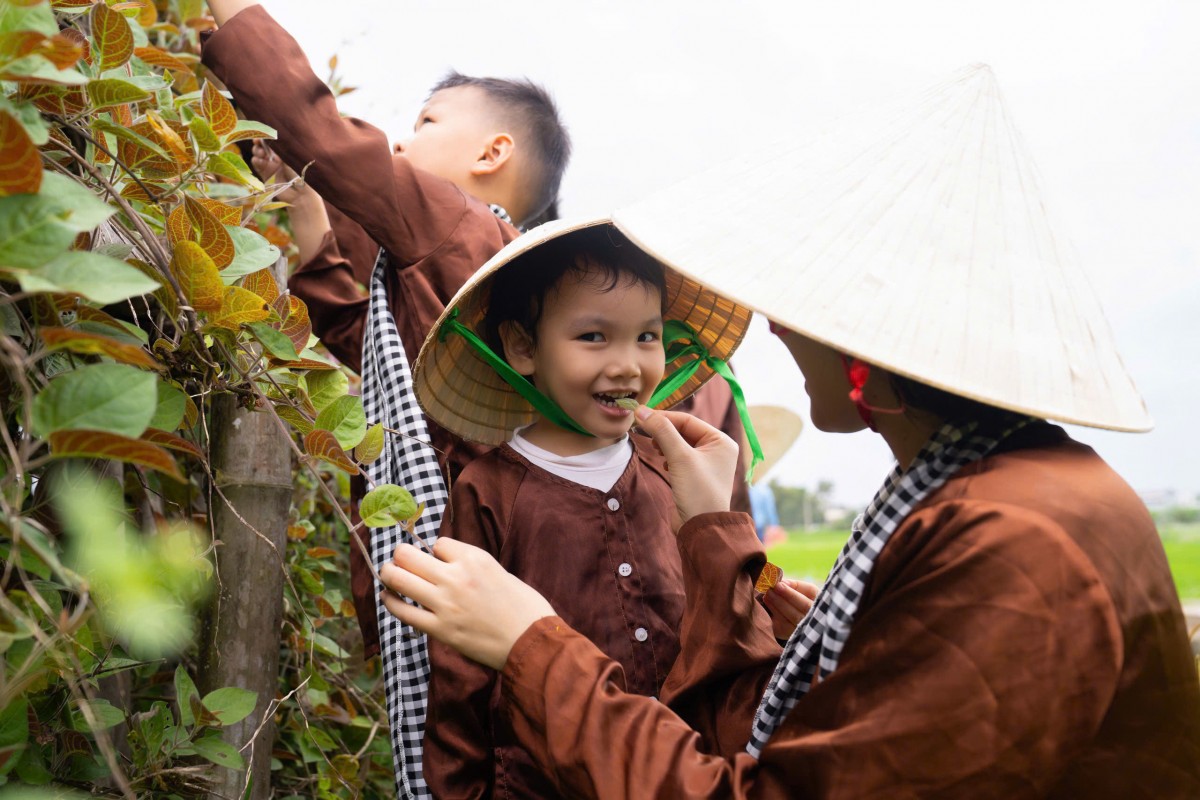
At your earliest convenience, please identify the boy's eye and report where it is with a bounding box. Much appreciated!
[577,332,604,343]
[638,331,661,343]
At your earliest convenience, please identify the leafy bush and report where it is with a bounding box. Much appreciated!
[1,1,413,795]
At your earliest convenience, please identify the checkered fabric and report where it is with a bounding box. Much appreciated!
[746,417,1030,759]
[361,247,444,799]
[361,205,512,799]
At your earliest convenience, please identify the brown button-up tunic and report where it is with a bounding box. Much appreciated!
[497,424,1200,797]
[425,437,684,799]
[202,6,512,656]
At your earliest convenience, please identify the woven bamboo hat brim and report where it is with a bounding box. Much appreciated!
[745,405,804,485]
[414,216,754,445]
[612,64,1150,432]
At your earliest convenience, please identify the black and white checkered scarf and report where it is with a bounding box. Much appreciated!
[746,417,1028,759]
[361,205,512,800]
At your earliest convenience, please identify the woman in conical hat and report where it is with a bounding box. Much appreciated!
[381,65,1200,796]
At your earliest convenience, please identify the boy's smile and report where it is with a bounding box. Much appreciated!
[505,266,665,456]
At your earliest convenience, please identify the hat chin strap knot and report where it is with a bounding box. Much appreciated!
[840,355,906,431]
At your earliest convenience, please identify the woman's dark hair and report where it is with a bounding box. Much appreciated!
[482,226,667,355]
[888,374,1027,429]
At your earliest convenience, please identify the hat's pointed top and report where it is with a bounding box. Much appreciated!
[614,65,1149,432]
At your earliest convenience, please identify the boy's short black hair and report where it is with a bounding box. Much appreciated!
[431,71,571,227]
[483,226,667,356]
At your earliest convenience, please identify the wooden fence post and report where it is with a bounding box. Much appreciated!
[199,394,293,800]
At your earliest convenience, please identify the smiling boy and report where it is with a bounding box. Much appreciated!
[411,219,754,797]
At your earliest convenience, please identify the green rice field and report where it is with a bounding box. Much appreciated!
[767,525,1200,600]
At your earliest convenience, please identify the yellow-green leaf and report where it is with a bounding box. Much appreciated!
[354,422,384,464]
[187,115,220,152]
[360,484,419,528]
[86,78,150,110]
[207,285,270,331]
[169,240,222,312]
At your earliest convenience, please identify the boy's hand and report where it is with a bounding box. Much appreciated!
[207,0,260,26]
[762,578,819,640]
[252,141,312,204]
[380,539,556,670]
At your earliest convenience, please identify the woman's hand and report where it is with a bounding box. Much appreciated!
[634,406,740,532]
[379,538,556,670]
[762,578,819,640]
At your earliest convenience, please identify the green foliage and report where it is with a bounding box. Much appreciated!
[0,1,414,795]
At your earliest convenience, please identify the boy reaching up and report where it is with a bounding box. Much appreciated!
[201,3,570,797]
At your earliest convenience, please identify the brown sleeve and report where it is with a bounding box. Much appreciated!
[202,6,466,264]
[423,476,501,799]
[500,507,1124,799]
[287,229,367,371]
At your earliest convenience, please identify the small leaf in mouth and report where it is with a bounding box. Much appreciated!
[615,397,639,412]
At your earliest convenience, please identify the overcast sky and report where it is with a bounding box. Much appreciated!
[256,0,1199,506]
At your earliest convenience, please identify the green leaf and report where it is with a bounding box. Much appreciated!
[138,701,170,761]
[175,664,200,728]
[188,115,221,152]
[304,369,347,413]
[221,225,281,280]
[0,54,90,85]
[192,733,246,770]
[18,251,160,303]
[148,381,187,432]
[314,394,366,450]
[359,484,418,529]
[32,363,157,438]
[0,1,57,37]
[202,687,258,727]
[246,321,298,361]
[73,699,125,732]
[0,95,50,146]
[0,695,28,779]
[86,77,151,109]
[206,151,263,190]
[354,422,384,464]
[0,172,118,270]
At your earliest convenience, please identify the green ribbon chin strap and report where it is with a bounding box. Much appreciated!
[649,320,765,482]
[439,311,764,480]
[438,309,593,437]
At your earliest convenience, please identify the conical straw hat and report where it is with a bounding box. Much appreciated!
[414,216,754,444]
[745,405,804,485]
[611,65,1150,432]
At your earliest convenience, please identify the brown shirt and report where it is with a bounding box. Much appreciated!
[498,424,1200,798]
[425,437,685,799]
[202,6,511,655]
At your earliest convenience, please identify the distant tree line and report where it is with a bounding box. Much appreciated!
[768,479,836,530]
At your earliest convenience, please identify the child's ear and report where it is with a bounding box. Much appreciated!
[498,321,536,376]
[472,133,515,176]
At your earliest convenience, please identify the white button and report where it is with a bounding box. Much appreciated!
[634,627,648,642]
[618,562,633,577]
[606,498,620,511]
